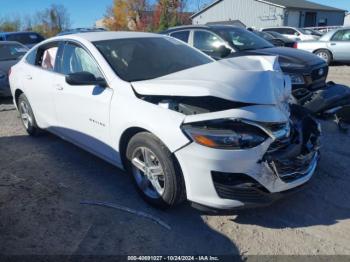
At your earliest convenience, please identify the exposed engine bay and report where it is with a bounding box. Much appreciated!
[138,95,254,115]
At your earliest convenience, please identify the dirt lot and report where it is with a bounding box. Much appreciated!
[1,65,350,258]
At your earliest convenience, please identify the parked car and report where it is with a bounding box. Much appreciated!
[163,25,328,102]
[57,28,107,36]
[0,32,44,48]
[0,41,28,97]
[253,30,296,47]
[302,28,324,37]
[261,27,320,41]
[9,32,320,210]
[295,27,350,64]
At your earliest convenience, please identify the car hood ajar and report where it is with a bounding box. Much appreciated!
[132,56,291,114]
[234,47,326,71]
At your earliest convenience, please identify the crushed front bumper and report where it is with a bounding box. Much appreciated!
[175,105,321,210]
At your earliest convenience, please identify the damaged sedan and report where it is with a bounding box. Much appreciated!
[9,32,321,210]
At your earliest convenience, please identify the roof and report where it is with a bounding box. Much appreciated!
[191,0,346,18]
[262,0,346,11]
[163,24,246,34]
[54,31,163,42]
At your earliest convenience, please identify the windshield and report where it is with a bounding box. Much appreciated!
[6,33,44,45]
[214,27,273,51]
[94,37,213,82]
[0,43,28,61]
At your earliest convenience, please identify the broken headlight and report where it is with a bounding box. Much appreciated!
[286,74,305,85]
[182,120,268,150]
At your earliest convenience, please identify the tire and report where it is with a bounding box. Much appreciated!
[314,49,332,64]
[126,132,186,209]
[18,94,41,136]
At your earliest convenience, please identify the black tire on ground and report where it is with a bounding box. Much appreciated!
[126,132,186,209]
[18,93,41,136]
[314,49,332,64]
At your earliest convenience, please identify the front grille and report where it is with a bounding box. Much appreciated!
[211,172,271,204]
[269,152,318,183]
[264,105,320,183]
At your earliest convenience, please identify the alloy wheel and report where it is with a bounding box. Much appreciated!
[19,101,32,129]
[131,147,165,199]
[316,51,329,62]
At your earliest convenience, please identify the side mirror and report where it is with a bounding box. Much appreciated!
[216,45,232,58]
[65,72,107,87]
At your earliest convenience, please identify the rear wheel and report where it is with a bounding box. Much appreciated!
[126,132,186,209]
[314,49,332,64]
[18,94,40,136]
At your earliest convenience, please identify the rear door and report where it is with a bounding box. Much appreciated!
[52,41,115,160]
[20,41,61,128]
[328,29,350,61]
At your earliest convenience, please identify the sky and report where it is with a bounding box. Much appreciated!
[0,0,349,28]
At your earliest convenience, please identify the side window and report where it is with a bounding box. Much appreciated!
[193,30,225,52]
[282,28,296,35]
[266,28,282,34]
[60,43,103,78]
[170,31,190,43]
[332,30,350,41]
[25,48,37,65]
[34,43,59,71]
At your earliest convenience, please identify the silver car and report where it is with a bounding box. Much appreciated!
[295,27,350,64]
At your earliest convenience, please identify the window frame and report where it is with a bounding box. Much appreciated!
[169,30,191,43]
[57,40,105,81]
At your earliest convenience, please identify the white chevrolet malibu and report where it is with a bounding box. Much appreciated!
[9,32,320,211]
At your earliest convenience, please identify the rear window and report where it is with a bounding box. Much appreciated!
[6,33,44,45]
[94,37,213,82]
[170,31,190,43]
[0,43,28,61]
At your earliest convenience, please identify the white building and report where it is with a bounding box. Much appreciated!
[345,13,350,26]
[192,0,346,28]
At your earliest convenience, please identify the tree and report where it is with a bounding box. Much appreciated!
[104,0,149,31]
[154,0,186,32]
[33,4,71,37]
[0,17,21,32]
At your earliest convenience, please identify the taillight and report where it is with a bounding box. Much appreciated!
[293,42,298,48]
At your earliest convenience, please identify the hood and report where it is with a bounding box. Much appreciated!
[241,47,324,68]
[132,56,291,115]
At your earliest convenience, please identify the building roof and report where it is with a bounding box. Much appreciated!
[192,0,346,18]
[262,0,346,11]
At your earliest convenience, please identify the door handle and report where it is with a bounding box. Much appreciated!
[25,75,32,80]
[330,43,336,46]
[55,84,64,91]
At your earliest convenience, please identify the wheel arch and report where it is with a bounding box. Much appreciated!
[119,127,149,169]
[14,89,24,107]
[118,127,186,176]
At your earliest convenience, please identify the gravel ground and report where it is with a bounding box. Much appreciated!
[1,66,350,258]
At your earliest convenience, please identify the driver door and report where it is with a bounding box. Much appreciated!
[52,41,115,160]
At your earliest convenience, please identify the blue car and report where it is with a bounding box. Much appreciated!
[0,32,44,48]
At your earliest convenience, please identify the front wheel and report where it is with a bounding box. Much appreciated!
[18,94,41,136]
[126,132,186,209]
